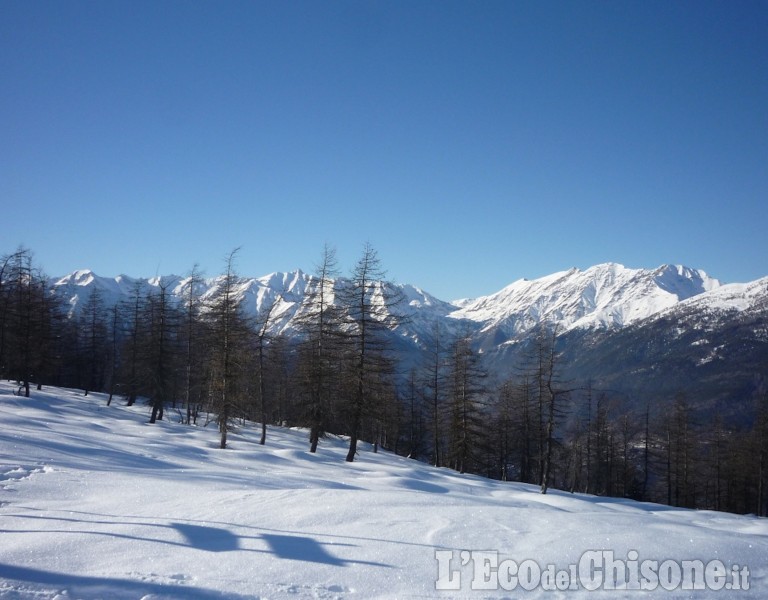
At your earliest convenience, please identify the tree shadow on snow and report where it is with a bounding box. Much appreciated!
[261,533,346,565]
[171,522,241,551]
[18,506,452,554]
[0,563,253,600]
[4,511,392,569]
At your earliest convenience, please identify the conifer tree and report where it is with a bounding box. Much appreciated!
[297,245,342,452]
[339,243,402,463]
[207,249,250,449]
[445,334,486,474]
[145,279,181,423]
[179,266,206,424]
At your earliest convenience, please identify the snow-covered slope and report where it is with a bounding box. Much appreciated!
[450,263,721,336]
[673,275,768,317]
[1,383,767,599]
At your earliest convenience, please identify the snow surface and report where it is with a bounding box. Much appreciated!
[2,383,767,599]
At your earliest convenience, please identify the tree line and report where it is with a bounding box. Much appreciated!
[1,245,766,517]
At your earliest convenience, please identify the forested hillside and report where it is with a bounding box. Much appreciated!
[2,245,767,516]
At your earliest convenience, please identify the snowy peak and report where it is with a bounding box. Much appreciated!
[651,264,720,299]
[398,283,456,315]
[449,263,722,336]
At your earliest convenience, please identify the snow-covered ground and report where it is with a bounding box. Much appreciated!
[1,383,766,599]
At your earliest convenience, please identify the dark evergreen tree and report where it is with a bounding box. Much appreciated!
[296,245,343,452]
[119,281,146,407]
[105,304,122,406]
[339,243,403,463]
[179,266,206,425]
[532,324,568,494]
[0,249,27,382]
[1,249,60,396]
[253,290,283,445]
[423,321,447,467]
[445,334,487,474]
[207,249,251,449]
[145,279,182,423]
[79,285,110,396]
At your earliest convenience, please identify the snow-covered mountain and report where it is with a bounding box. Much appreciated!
[49,262,768,413]
[51,269,312,331]
[50,268,459,341]
[555,274,768,418]
[51,262,724,338]
[450,263,721,337]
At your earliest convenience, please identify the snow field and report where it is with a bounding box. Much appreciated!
[1,382,767,599]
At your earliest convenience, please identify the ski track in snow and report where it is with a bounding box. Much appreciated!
[1,382,767,599]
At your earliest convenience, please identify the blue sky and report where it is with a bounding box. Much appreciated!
[2,1,766,300]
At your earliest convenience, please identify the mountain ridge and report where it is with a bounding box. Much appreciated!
[51,261,729,335]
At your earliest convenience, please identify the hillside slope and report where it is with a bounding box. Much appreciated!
[1,383,767,598]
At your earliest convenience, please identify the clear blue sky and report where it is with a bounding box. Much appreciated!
[2,1,766,300]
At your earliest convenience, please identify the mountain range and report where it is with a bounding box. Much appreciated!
[50,262,768,420]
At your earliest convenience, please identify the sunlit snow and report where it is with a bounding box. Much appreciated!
[1,383,767,599]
